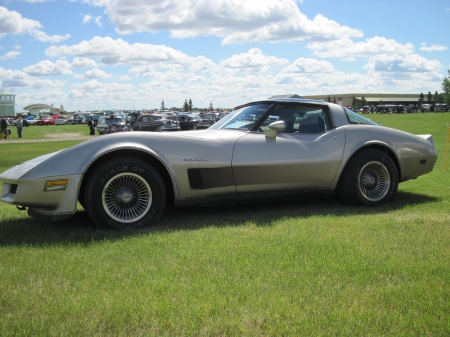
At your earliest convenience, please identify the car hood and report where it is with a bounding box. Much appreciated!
[0,129,248,180]
[0,150,65,180]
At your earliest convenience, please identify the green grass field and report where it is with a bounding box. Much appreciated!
[0,114,449,336]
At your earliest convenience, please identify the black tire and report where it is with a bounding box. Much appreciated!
[84,157,166,229]
[156,125,162,132]
[337,149,398,206]
[192,124,197,130]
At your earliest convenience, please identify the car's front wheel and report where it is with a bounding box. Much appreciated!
[84,157,166,229]
[156,125,162,132]
[192,124,197,130]
[337,149,398,206]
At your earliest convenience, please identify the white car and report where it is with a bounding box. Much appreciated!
[24,116,39,125]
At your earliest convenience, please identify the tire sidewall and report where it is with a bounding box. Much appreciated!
[340,149,398,206]
[85,157,166,229]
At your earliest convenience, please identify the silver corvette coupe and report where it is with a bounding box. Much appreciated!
[0,98,438,229]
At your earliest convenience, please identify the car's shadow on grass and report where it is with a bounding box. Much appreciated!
[0,191,439,247]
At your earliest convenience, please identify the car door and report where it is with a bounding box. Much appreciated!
[139,116,153,131]
[231,105,345,193]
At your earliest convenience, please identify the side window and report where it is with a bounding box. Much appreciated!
[260,106,330,134]
[143,116,149,122]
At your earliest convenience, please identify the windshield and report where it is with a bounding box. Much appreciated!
[208,104,271,130]
[343,107,378,125]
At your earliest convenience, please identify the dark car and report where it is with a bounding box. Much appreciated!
[68,116,83,124]
[161,119,181,131]
[200,113,219,127]
[392,105,406,114]
[96,116,130,135]
[132,114,168,132]
[435,103,448,112]
[171,114,203,130]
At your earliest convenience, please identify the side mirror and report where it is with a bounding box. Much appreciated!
[265,120,286,138]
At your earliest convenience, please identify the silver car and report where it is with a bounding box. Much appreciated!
[0,98,438,229]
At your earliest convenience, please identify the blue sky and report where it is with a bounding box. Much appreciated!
[0,0,449,112]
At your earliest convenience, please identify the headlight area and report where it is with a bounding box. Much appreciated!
[0,175,82,216]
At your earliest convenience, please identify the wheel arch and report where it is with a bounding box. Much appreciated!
[336,144,401,188]
[78,149,176,208]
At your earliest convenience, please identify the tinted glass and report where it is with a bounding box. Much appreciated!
[343,107,378,125]
[208,104,271,130]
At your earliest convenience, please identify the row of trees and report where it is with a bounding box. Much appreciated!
[442,69,450,103]
[161,99,215,112]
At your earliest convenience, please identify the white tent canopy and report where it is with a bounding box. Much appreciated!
[23,103,64,116]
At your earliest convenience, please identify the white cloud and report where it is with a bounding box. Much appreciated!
[82,14,92,24]
[281,58,334,73]
[84,68,112,78]
[220,48,288,73]
[363,54,442,73]
[23,60,73,76]
[95,16,102,28]
[71,57,98,68]
[0,51,22,60]
[0,6,70,43]
[307,36,415,59]
[89,0,362,44]
[420,42,447,52]
[45,36,218,74]
[0,66,65,91]
[119,75,131,81]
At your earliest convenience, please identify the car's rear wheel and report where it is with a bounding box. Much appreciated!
[337,149,398,206]
[84,157,166,229]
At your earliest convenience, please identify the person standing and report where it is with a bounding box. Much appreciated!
[0,116,8,139]
[88,117,95,135]
[15,117,23,138]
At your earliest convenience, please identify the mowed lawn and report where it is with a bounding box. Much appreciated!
[0,114,449,336]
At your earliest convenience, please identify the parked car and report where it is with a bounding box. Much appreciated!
[421,104,432,112]
[96,116,130,135]
[200,113,219,127]
[171,114,203,130]
[434,103,448,112]
[36,116,55,125]
[0,97,438,230]
[161,118,181,131]
[132,114,168,132]
[24,115,39,125]
[54,117,68,125]
[82,114,102,124]
[126,112,140,124]
[361,106,371,113]
[375,105,389,113]
[68,116,83,124]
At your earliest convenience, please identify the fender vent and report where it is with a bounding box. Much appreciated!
[187,168,235,190]
[188,169,203,189]
[9,184,18,194]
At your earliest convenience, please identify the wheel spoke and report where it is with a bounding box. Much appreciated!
[358,161,391,202]
[102,172,152,223]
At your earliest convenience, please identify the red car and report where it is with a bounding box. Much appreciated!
[36,117,55,125]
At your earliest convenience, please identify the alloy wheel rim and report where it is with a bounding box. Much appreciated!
[358,161,390,201]
[102,173,152,223]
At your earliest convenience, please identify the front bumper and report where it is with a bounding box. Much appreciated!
[1,173,82,217]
